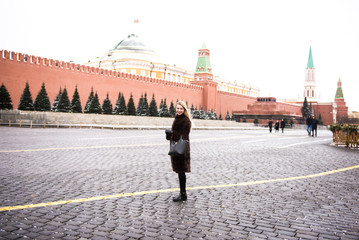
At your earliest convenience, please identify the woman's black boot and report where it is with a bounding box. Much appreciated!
[173,192,187,202]
[173,173,187,201]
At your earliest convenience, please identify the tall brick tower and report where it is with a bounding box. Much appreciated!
[304,46,317,101]
[334,78,348,122]
[191,44,218,111]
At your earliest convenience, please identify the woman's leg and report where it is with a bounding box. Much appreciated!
[179,173,186,194]
[173,173,187,201]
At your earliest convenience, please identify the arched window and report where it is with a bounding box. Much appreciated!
[312,90,314,97]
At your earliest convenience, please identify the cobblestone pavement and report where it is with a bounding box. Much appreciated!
[0,127,358,240]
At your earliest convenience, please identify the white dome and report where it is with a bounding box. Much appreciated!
[102,34,160,63]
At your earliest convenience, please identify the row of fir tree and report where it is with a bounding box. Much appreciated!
[0,82,231,120]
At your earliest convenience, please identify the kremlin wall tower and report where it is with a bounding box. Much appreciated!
[0,30,348,126]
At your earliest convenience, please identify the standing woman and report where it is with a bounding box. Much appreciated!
[170,101,192,202]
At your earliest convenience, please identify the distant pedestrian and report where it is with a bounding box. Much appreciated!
[268,119,273,133]
[311,116,318,137]
[168,101,192,202]
[306,116,312,136]
[280,119,285,133]
[275,120,279,132]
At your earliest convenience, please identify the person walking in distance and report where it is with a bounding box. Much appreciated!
[169,101,192,201]
[275,120,280,132]
[311,116,318,137]
[268,119,273,133]
[306,116,312,136]
[280,119,285,133]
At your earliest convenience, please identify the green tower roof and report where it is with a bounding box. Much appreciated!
[307,46,314,68]
[195,44,212,73]
[335,78,344,99]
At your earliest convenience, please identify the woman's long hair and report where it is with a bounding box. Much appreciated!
[177,101,192,128]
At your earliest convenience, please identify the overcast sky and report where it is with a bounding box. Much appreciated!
[1,0,358,111]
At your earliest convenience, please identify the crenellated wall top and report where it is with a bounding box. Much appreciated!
[0,50,203,91]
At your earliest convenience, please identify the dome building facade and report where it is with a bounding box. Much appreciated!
[83,34,259,98]
[83,33,194,85]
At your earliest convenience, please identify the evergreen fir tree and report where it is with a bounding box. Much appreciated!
[159,99,164,110]
[113,91,122,114]
[141,92,149,116]
[219,114,223,120]
[213,111,218,120]
[51,87,62,111]
[159,98,169,117]
[206,110,214,120]
[18,81,34,111]
[118,94,127,115]
[169,101,176,117]
[126,93,136,115]
[190,104,195,114]
[71,86,82,113]
[136,93,144,116]
[0,83,13,110]
[84,87,94,113]
[34,82,51,111]
[88,92,102,114]
[309,102,313,116]
[57,87,71,112]
[192,107,200,119]
[301,97,310,119]
[199,106,207,119]
[149,94,158,117]
[225,111,231,120]
[102,93,113,114]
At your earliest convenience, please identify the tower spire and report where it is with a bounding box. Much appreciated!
[307,46,314,68]
[303,45,317,101]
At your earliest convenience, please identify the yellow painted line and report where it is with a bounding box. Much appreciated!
[1,164,358,212]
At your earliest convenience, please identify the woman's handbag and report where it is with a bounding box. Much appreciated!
[168,136,188,157]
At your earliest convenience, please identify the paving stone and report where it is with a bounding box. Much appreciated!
[108,234,129,240]
[24,232,40,239]
[62,236,79,240]
[0,129,358,240]
[125,232,143,239]
[3,233,22,240]
[157,235,174,240]
[92,236,108,240]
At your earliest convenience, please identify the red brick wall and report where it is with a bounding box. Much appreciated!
[0,50,203,110]
[312,103,334,126]
[2,50,334,125]
[217,91,257,117]
[335,98,348,120]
